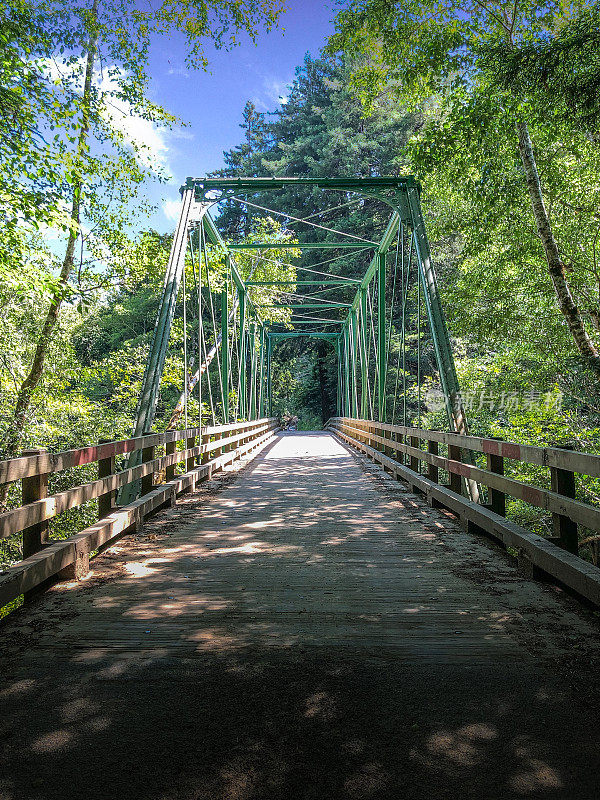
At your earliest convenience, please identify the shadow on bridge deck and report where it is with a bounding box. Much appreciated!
[1,431,600,799]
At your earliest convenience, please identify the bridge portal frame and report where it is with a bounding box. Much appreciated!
[130,174,470,475]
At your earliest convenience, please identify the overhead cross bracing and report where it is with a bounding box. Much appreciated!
[127,175,471,496]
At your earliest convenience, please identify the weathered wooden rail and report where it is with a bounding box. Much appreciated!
[0,418,279,608]
[328,416,600,606]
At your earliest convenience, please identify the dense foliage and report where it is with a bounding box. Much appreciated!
[2,0,600,573]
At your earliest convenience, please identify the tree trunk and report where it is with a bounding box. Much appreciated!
[0,1,99,467]
[516,118,600,380]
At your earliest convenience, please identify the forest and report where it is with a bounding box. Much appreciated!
[2,0,600,573]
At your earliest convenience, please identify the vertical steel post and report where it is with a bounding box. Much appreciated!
[221,258,230,424]
[359,288,368,418]
[343,325,350,417]
[249,321,257,420]
[238,288,247,419]
[132,185,198,439]
[350,307,359,418]
[267,334,273,417]
[336,337,342,416]
[377,252,386,422]
[407,188,466,433]
[258,325,265,417]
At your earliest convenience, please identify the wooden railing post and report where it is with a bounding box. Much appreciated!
[448,443,462,494]
[550,445,578,555]
[141,433,155,497]
[201,430,209,465]
[165,439,176,482]
[410,435,420,473]
[98,439,116,520]
[427,439,439,483]
[390,430,398,461]
[186,432,196,473]
[396,432,404,465]
[21,448,49,561]
[487,437,506,517]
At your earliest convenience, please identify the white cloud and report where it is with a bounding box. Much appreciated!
[163,198,182,223]
[97,67,172,174]
[40,57,174,175]
[263,76,290,105]
[250,96,270,112]
[167,64,190,78]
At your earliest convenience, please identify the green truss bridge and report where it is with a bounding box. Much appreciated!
[1,177,600,799]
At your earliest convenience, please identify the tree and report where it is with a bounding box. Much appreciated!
[480,5,600,131]
[0,0,285,463]
[215,53,420,422]
[329,0,600,383]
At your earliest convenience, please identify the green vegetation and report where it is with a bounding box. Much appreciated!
[2,1,600,568]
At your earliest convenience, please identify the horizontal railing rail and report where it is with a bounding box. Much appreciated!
[0,418,279,609]
[327,416,600,606]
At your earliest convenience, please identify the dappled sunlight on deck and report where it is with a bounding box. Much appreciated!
[2,431,600,799]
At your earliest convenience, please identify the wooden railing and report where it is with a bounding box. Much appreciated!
[0,418,279,608]
[328,417,600,606]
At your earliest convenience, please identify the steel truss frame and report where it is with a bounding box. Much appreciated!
[131,175,470,455]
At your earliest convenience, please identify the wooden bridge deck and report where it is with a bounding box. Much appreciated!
[2,432,600,799]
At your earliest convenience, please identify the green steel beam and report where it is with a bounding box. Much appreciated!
[257,303,351,309]
[377,253,386,421]
[249,322,257,419]
[186,177,469,442]
[336,338,342,417]
[246,280,359,286]
[221,265,229,423]
[131,185,195,443]
[190,176,419,195]
[228,242,375,250]
[347,212,401,317]
[201,212,263,324]
[406,188,467,433]
[359,288,368,418]
[238,288,247,417]
[258,325,265,417]
[350,307,359,418]
[270,319,343,325]
[268,331,341,339]
[267,335,272,416]
[343,325,351,416]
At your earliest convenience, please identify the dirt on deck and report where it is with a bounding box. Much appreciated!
[1,432,600,800]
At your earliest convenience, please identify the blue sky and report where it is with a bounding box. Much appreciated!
[142,1,337,233]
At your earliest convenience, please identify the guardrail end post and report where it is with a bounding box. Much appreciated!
[59,541,90,583]
[165,484,177,508]
[517,548,545,581]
